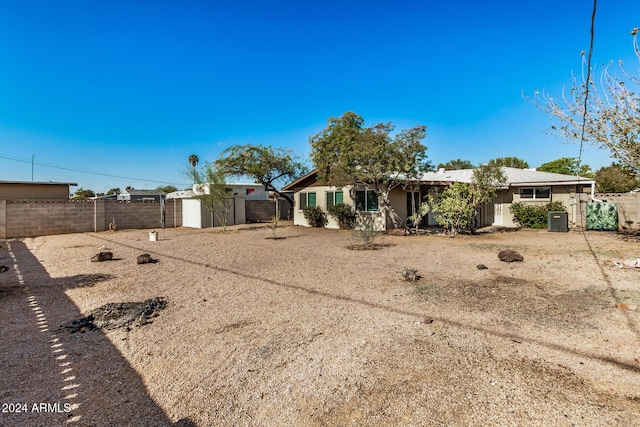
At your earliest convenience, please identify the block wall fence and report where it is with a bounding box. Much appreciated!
[0,199,182,239]
[594,192,640,231]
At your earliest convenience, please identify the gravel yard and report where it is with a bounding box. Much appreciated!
[1,224,639,426]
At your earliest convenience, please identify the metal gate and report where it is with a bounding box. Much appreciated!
[586,203,618,230]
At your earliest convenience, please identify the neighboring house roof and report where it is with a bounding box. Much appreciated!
[121,189,166,196]
[283,168,595,190]
[166,189,195,199]
[0,180,78,186]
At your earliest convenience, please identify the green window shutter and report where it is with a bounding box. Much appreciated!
[300,193,307,210]
[308,192,316,207]
[335,191,343,204]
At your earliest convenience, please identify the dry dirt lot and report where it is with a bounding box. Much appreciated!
[1,224,639,426]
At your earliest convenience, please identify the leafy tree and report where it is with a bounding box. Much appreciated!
[106,187,120,195]
[156,185,178,194]
[215,144,308,218]
[408,200,432,235]
[528,28,640,175]
[595,163,640,193]
[72,187,95,200]
[488,157,529,169]
[432,183,478,237]
[194,162,232,231]
[431,164,506,237]
[537,157,593,177]
[437,159,474,170]
[310,111,430,230]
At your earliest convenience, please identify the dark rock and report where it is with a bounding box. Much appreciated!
[477,264,488,270]
[402,268,421,282]
[498,250,524,262]
[90,251,113,262]
[137,253,157,264]
[66,297,167,332]
[0,265,9,273]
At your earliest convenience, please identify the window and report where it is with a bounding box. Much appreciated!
[519,187,551,200]
[326,191,344,209]
[299,192,316,210]
[355,189,378,212]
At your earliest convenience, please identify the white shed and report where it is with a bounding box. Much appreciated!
[182,197,246,228]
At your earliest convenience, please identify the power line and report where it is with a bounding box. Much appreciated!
[577,0,597,172]
[0,153,189,187]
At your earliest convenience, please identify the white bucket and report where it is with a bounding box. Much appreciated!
[149,231,158,242]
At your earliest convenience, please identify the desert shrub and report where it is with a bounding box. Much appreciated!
[303,206,327,227]
[352,213,381,248]
[510,201,566,229]
[327,203,356,229]
[266,215,279,239]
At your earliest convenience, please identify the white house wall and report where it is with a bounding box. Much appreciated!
[292,184,390,231]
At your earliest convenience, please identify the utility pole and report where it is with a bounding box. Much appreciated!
[31,153,34,181]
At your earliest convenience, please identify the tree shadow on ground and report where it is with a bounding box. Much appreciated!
[0,240,194,427]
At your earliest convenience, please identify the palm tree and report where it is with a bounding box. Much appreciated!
[188,154,199,184]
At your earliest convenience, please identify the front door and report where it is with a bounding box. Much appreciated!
[493,192,503,226]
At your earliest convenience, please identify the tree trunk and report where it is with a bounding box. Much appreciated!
[271,189,294,220]
[379,198,408,233]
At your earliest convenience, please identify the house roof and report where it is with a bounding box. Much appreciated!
[417,167,595,187]
[283,168,595,190]
[281,170,320,191]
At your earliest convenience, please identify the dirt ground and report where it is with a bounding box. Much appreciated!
[1,223,639,426]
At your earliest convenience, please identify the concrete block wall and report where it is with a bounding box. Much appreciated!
[0,199,183,238]
[595,192,639,230]
[3,200,95,237]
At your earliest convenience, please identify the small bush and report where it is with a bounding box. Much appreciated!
[303,206,327,227]
[327,203,356,229]
[351,213,381,248]
[510,201,566,229]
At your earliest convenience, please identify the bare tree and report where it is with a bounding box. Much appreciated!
[527,28,640,175]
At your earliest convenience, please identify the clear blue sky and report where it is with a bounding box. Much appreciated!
[1,0,638,193]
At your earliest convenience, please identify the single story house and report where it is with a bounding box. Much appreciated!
[0,180,78,200]
[117,189,166,202]
[282,168,596,230]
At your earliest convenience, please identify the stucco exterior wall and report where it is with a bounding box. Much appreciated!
[497,185,583,227]
[292,185,349,228]
[292,185,393,230]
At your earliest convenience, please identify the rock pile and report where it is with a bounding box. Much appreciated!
[66,297,167,333]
